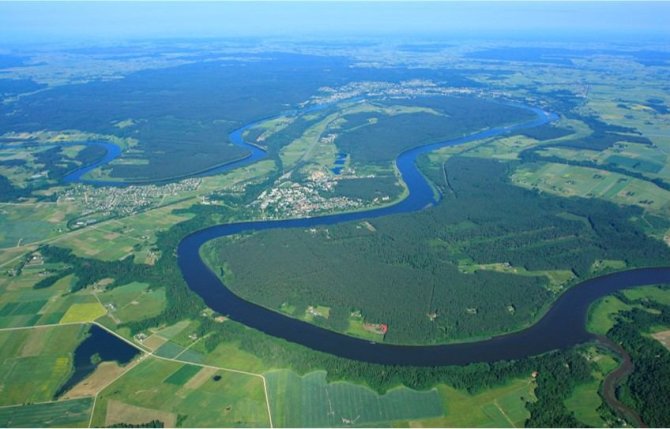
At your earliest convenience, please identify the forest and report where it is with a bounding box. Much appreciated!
[206,156,670,344]
[0,54,480,183]
[334,96,533,165]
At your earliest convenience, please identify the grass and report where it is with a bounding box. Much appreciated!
[417,378,535,428]
[0,397,93,428]
[345,317,385,342]
[511,162,670,217]
[98,282,166,324]
[195,340,267,374]
[622,285,670,306]
[587,286,670,335]
[564,381,606,427]
[91,357,269,428]
[564,346,620,427]
[59,302,107,324]
[0,324,86,406]
[586,296,632,335]
[164,364,201,385]
[457,260,575,292]
[0,203,75,249]
[265,369,443,427]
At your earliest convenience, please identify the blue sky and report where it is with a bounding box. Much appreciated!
[1,1,669,42]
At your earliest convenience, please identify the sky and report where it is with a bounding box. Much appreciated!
[1,1,669,43]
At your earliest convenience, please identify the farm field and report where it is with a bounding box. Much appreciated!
[264,370,443,427]
[0,324,86,406]
[97,281,166,324]
[0,397,93,428]
[415,378,535,428]
[90,357,270,427]
[0,202,74,249]
[511,162,670,217]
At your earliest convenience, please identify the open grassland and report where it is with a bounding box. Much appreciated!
[0,324,86,406]
[59,302,106,324]
[0,202,76,249]
[265,370,443,427]
[0,272,81,328]
[564,381,606,427]
[0,397,93,428]
[457,260,575,292]
[512,162,670,217]
[587,286,670,335]
[91,357,269,428]
[194,339,267,374]
[56,203,194,262]
[97,282,166,324]
[413,378,535,428]
[587,296,635,335]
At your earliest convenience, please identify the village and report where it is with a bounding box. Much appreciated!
[305,79,485,106]
[253,169,365,219]
[58,178,202,227]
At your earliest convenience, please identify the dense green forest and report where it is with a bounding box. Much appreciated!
[206,157,670,344]
[335,96,533,165]
[0,54,479,182]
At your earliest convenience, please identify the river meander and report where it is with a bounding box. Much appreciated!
[67,100,670,366]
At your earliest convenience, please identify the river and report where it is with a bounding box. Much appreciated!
[65,100,670,366]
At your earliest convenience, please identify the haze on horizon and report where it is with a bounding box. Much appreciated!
[1,1,670,44]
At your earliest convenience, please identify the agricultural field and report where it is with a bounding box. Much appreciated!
[413,378,535,428]
[0,324,87,406]
[0,271,83,329]
[55,202,194,262]
[511,162,670,218]
[0,202,75,249]
[264,370,443,427]
[97,282,166,324]
[90,357,270,428]
[0,397,93,428]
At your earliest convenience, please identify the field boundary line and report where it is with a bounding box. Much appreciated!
[262,375,274,428]
[494,399,516,428]
[0,321,85,332]
[0,321,273,426]
[0,396,91,410]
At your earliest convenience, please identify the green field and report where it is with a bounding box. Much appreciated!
[0,324,86,406]
[0,397,93,428]
[59,302,106,323]
[512,162,670,217]
[587,296,634,335]
[0,203,73,249]
[564,381,606,427]
[411,378,535,428]
[564,346,620,427]
[91,357,269,427]
[587,286,670,334]
[97,282,166,324]
[265,370,443,427]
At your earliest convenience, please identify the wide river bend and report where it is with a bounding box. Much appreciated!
[64,101,670,366]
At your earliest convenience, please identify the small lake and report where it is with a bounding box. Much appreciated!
[55,324,140,397]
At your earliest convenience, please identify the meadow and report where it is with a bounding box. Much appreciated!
[0,397,93,428]
[91,357,270,427]
[0,324,86,406]
[416,378,535,428]
[265,370,443,427]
